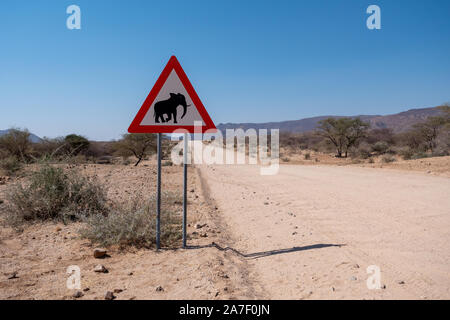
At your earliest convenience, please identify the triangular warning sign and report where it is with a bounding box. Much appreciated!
[128,56,216,133]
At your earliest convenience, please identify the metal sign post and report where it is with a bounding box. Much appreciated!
[128,56,216,251]
[182,133,188,248]
[156,133,162,250]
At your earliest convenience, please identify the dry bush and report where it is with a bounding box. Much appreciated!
[304,152,311,160]
[280,132,324,151]
[0,157,23,176]
[349,142,371,159]
[121,157,132,166]
[95,155,113,164]
[86,141,114,159]
[4,165,107,226]
[398,147,414,160]
[65,154,89,164]
[432,130,450,157]
[411,152,429,160]
[78,192,182,248]
[366,128,395,145]
[371,141,389,154]
[381,154,396,163]
[31,137,66,161]
[0,128,32,162]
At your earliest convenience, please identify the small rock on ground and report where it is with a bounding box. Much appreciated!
[93,248,107,259]
[105,291,116,300]
[7,272,19,280]
[94,265,108,273]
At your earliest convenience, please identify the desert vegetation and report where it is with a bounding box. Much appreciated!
[4,165,106,225]
[1,105,448,249]
[79,191,181,248]
[112,133,156,166]
[0,129,169,172]
[316,117,370,158]
[280,104,450,162]
[1,163,182,248]
[0,128,181,249]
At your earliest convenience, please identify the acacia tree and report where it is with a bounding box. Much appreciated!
[316,118,370,158]
[64,134,90,156]
[413,116,446,152]
[114,133,156,166]
[438,103,450,128]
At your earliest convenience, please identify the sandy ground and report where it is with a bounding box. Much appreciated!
[282,151,450,177]
[0,162,257,300]
[1,154,449,299]
[198,163,450,299]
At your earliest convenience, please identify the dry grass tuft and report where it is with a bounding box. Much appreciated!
[4,165,107,226]
[78,192,182,248]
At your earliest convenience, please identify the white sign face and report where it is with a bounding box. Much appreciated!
[128,56,216,133]
[140,70,205,126]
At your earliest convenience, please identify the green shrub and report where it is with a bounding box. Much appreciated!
[0,157,23,176]
[4,165,107,226]
[304,153,311,160]
[371,141,389,154]
[79,192,182,248]
[64,134,90,156]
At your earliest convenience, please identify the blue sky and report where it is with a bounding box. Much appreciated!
[1,0,449,140]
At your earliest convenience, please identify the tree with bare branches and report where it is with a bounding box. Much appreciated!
[0,128,32,162]
[114,133,156,166]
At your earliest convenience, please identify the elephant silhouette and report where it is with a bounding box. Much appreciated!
[153,93,190,123]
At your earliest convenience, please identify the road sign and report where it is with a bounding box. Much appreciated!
[128,55,216,134]
[128,56,214,250]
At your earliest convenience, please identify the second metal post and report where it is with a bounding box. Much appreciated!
[156,133,162,250]
[182,133,188,248]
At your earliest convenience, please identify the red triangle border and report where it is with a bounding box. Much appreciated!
[128,56,216,133]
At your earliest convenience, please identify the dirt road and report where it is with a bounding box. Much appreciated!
[199,164,450,299]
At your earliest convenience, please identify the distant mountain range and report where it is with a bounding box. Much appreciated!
[0,107,443,142]
[0,129,42,143]
[217,107,443,134]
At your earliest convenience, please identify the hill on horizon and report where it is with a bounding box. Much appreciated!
[0,129,42,143]
[217,106,443,134]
